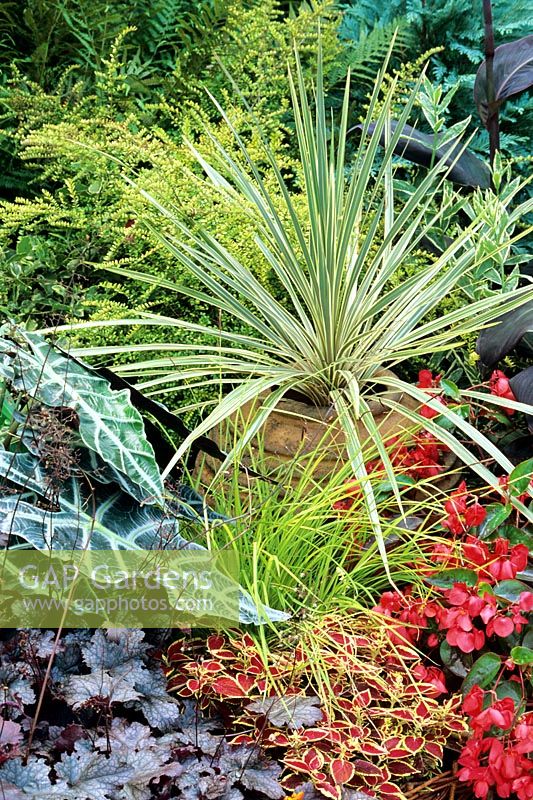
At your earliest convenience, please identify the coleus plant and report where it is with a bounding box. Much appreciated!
[0,324,287,625]
[166,618,467,800]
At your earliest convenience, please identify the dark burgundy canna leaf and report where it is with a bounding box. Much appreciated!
[509,367,533,432]
[474,35,533,125]
[476,298,533,367]
[361,122,490,189]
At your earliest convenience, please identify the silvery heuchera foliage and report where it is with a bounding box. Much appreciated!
[0,325,288,624]
[0,629,294,800]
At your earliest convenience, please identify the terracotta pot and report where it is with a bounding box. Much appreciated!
[194,369,421,492]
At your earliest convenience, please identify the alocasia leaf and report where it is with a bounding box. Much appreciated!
[0,471,288,623]
[0,326,164,504]
[237,593,290,626]
[0,447,50,498]
[0,475,191,550]
[360,121,491,188]
[474,35,533,124]
[174,484,229,522]
[0,335,289,625]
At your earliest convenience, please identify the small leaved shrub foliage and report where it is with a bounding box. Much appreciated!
[0,0,340,324]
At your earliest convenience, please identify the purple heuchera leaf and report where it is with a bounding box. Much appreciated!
[0,664,36,707]
[55,742,133,799]
[127,667,182,731]
[0,756,60,796]
[82,629,149,673]
[239,764,285,799]
[175,758,243,800]
[0,719,23,748]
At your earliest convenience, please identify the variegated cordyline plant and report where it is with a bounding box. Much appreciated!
[65,51,533,580]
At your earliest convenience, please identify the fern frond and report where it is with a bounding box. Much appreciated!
[329,18,414,87]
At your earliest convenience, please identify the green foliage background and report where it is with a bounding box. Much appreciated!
[0,0,531,411]
[0,1,339,326]
[340,0,533,159]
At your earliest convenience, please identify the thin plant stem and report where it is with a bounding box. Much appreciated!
[483,0,500,168]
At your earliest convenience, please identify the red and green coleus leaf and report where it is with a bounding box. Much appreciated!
[388,761,420,777]
[211,674,256,697]
[200,659,224,673]
[358,741,388,757]
[380,782,406,798]
[425,741,444,760]
[382,734,431,762]
[314,779,342,800]
[284,747,325,773]
[206,634,225,651]
[330,758,355,785]
[351,759,383,777]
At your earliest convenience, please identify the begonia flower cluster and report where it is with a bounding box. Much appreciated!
[458,689,533,799]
